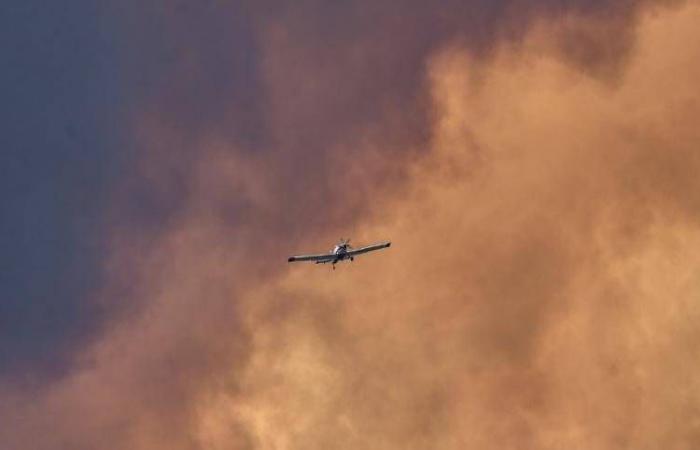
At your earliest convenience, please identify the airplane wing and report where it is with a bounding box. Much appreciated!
[288,253,335,263]
[346,241,391,257]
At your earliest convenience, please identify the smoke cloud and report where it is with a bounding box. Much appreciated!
[2,1,700,449]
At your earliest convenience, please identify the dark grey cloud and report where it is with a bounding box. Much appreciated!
[107,0,672,241]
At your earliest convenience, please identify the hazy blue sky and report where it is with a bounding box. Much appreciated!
[1,1,128,378]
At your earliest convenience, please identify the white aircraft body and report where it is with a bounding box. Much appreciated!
[288,238,391,269]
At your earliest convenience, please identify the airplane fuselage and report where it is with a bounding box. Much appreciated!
[330,244,353,263]
[314,244,354,266]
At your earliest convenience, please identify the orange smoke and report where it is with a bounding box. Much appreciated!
[3,2,700,450]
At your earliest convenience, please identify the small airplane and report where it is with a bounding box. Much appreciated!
[288,238,391,269]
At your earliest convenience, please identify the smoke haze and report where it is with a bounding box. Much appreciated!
[2,1,700,449]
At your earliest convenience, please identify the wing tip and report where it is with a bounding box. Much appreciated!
[288,256,296,262]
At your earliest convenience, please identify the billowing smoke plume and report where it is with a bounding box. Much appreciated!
[2,1,700,449]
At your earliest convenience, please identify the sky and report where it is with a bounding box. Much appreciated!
[2,0,700,449]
